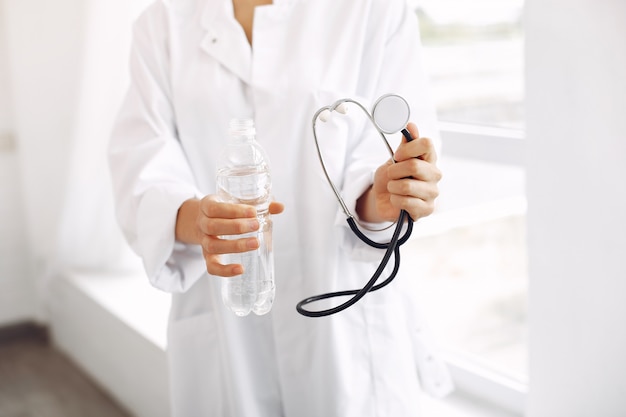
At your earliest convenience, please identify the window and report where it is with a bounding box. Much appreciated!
[407,0,527,413]
[414,0,524,129]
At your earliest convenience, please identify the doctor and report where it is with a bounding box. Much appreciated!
[109,0,452,415]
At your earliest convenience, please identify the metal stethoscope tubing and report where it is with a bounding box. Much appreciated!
[296,95,415,317]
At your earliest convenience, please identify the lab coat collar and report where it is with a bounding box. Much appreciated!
[200,0,252,84]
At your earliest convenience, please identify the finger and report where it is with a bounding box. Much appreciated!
[394,123,438,164]
[198,216,259,236]
[202,235,260,256]
[387,158,443,183]
[405,122,419,142]
[395,137,437,163]
[269,201,285,215]
[200,197,257,219]
[387,177,440,201]
[389,194,436,220]
[204,253,245,277]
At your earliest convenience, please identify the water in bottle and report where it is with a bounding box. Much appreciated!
[216,119,275,316]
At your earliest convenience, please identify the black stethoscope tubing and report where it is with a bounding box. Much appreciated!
[296,209,413,317]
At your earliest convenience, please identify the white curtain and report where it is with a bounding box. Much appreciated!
[5,0,152,319]
[55,0,152,273]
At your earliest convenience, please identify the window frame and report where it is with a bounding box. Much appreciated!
[445,350,527,414]
[437,121,527,416]
[440,122,525,166]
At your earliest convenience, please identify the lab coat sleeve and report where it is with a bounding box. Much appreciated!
[337,0,441,261]
[109,3,206,293]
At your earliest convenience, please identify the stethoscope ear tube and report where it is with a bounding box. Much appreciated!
[295,210,413,317]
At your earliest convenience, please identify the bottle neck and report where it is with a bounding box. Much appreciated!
[229,119,256,142]
[229,133,255,144]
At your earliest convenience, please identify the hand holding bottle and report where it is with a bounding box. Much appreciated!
[195,196,284,277]
[176,119,282,316]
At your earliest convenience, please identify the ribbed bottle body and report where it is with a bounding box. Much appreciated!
[216,120,274,316]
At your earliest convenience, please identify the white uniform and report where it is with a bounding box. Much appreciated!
[109,0,453,415]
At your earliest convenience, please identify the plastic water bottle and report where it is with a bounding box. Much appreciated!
[216,119,275,316]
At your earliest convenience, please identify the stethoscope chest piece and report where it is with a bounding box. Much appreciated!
[372,94,411,134]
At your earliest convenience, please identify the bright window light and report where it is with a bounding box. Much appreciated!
[415,0,524,130]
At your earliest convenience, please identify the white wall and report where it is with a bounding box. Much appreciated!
[0,151,33,324]
[0,1,10,132]
[1,0,89,324]
[526,0,626,416]
[0,0,35,325]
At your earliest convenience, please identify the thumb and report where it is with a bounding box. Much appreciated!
[269,200,285,215]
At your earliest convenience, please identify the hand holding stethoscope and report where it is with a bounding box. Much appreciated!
[297,94,441,317]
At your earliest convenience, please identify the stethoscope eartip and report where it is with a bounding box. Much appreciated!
[335,102,348,114]
[319,109,331,123]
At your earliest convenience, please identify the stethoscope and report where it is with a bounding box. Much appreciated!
[296,94,415,317]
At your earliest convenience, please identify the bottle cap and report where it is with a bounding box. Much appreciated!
[229,119,256,136]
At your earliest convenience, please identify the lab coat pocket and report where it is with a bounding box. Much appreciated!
[359,296,424,416]
[167,312,222,417]
[412,325,455,398]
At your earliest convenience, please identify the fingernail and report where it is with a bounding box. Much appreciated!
[247,238,259,249]
[249,219,259,231]
[232,265,243,275]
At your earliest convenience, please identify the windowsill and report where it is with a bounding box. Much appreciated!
[61,270,171,350]
[48,266,523,417]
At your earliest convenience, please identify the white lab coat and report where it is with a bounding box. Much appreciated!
[109,0,453,416]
